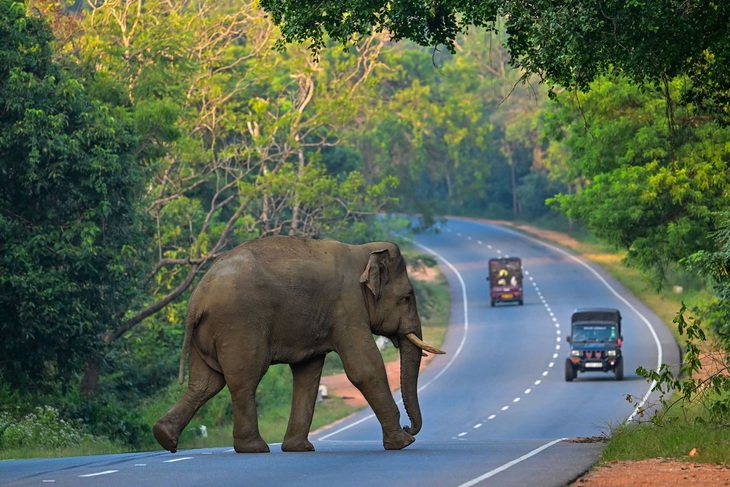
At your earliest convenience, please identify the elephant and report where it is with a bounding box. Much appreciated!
[153,235,444,454]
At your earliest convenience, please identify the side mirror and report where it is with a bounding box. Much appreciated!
[566,336,572,344]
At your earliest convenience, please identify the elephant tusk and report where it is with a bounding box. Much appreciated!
[405,332,445,355]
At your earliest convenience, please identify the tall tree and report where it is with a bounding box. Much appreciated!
[546,75,730,282]
[73,0,399,367]
[0,0,145,392]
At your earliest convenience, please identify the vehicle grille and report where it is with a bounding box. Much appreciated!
[583,350,604,359]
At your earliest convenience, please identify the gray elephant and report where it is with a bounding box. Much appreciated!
[153,235,444,453]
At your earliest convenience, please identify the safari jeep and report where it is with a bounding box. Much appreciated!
[487,257,524,306]
[565,307,623,381]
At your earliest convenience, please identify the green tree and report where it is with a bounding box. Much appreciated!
[546,75,730,283]
[343,34,498,217]
[685,212,730,337]
[0,0,145,393]
[71,0,400,384]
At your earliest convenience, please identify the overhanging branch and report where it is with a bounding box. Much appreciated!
[104,263,200,344]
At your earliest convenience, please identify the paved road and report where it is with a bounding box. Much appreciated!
[0,218,680,486]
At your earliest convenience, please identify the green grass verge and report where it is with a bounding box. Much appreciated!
[0,438,128,460]
[602,421,730,464]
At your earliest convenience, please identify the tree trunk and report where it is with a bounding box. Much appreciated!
[80,356,101,396]
[290,146,305,235]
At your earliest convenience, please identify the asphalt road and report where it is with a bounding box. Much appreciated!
[0,218,680,487]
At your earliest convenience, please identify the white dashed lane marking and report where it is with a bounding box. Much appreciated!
[78,470,119,478]
[163,457,194,463]
[450,233,563,440]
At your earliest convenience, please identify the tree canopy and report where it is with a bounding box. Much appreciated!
[262,0,730,122]
[546,75,730,283]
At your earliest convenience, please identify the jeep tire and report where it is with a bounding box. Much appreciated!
[614,358,624,381]
[564,359,575,382]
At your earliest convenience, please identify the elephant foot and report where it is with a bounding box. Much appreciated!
[281,437,315,452]
[383,429,415,450]
[153,421,179,453]
[233,436,270,453]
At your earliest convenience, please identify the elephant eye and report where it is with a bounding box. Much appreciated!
[401,295,412,304]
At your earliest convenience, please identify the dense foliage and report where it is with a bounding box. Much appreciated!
[545,75,730,284]
[0,0,145,393]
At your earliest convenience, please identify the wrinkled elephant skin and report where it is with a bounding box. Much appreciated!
[153,235,442,453]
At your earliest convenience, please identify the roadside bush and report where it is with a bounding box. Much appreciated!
[635,303,730,425]
[256,365,293,411]
[0,406,92,449]
[323,353,345,375]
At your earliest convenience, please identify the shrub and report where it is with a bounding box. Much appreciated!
[0,406,92,449]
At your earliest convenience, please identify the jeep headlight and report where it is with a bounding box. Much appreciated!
[607,350,617,357]
[571,350,581,357]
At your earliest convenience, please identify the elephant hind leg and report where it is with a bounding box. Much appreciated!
[227,364,271,453]
[153,347,225,453]
[282,354,326,452]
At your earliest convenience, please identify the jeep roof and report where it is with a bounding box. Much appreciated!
[571,307,622,336]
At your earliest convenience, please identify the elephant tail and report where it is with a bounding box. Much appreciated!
[178,306,200,385]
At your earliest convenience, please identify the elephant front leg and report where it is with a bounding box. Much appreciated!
[282,354,326,452]
[370,390,415,451]
[338,333,415,450]
[153,347,226,453]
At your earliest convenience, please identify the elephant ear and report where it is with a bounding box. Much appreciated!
[360,249,389,300]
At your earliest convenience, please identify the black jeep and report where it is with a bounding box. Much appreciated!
[565,308,623,381]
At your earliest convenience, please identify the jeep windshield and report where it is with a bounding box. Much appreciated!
[571,324,619,343]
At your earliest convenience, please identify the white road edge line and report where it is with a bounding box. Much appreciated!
[457,438,568,487]
[316,242,469,441]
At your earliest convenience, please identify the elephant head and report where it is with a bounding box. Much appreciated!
[360,245,444,437]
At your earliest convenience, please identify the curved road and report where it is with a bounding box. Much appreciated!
[1,218,680,487]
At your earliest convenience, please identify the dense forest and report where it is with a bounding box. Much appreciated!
[2,0,730,450]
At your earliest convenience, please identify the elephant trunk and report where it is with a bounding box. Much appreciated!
[400,334,423,436]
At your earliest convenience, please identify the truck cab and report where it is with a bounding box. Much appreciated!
[487,257,524,306]
[565,307,624,381]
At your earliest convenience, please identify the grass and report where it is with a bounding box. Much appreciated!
[0,438,128,461]
[602,421,730,464]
